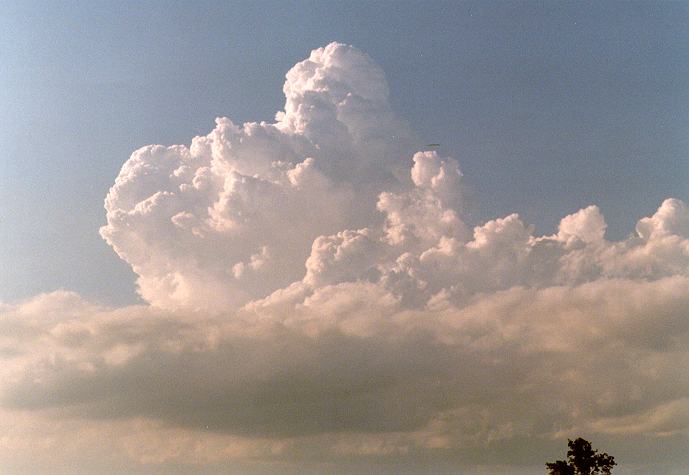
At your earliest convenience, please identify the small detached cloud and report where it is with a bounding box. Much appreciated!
[2,43,689,473]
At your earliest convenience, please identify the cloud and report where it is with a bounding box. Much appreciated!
[100,43,416,312]
[2,275,689,471]
[3,43,689,472]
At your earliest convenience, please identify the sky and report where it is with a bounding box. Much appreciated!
[1,1,689,473]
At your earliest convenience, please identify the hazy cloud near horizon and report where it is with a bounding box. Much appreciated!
[2,43,689,473]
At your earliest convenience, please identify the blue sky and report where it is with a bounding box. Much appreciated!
[2,1,688,305]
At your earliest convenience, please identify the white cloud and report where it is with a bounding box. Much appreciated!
[100,43,417,312]
[4,42,689,472]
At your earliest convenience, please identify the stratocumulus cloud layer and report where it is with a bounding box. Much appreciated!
[2,43,689,473]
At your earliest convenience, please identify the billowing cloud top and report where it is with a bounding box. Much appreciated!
[100,42,689,315]
[100,43,416,311]
[3,43,689,473]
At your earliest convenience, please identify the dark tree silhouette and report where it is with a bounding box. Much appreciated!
[546,438,616,475]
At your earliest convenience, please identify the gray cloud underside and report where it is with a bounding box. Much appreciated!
[3,276,689,442]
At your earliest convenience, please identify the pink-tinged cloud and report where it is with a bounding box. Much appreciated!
[2,43,689,473]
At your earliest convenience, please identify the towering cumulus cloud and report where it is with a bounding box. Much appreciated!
[100,43,415,311]
[2,43,689,473]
